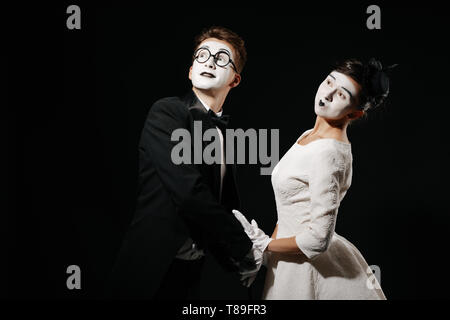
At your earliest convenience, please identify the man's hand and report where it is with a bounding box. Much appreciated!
[232,210,273,252]
[232,209,273,287]
[236,248,261,287]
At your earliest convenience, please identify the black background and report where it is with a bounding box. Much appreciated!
[6,2,450,300]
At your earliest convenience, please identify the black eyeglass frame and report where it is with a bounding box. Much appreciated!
[193,47,238,73]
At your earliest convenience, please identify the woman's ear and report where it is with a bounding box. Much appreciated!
[229,73,241,88]
[347,109,364,120]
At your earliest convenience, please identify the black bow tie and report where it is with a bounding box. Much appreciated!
[208,109,230,132]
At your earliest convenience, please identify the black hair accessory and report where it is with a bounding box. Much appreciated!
[362,58,398,111]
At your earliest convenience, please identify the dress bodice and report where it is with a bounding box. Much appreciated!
[271,129,353,259]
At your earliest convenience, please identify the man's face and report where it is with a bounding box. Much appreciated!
[189,38,236,91]
[314,71,361,120]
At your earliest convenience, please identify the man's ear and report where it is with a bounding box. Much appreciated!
[229,73,241,89]
[188,66,193,80]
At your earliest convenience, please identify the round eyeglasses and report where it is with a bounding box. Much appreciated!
[194,47,237,72]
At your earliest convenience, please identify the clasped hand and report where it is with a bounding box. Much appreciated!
[232,209,273,287]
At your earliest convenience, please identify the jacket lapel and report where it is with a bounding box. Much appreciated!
[183,91,222,201]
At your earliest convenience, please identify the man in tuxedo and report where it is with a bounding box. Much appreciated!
[106,26,259,299]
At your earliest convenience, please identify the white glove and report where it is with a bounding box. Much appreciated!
[233,210,273,252]
[238,246,262,287]
[232,209,273,287]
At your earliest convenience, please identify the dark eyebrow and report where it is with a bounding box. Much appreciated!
[219,48,231,55]
[200,45,231,56]
[329,73,353,98]
[341,87,353,98]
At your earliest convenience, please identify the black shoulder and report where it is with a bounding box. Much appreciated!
[149,96,189,117]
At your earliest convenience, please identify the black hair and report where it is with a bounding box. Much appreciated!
[334,58,397,112]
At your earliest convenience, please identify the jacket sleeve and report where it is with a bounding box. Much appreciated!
[295,147,345,259]
[139,97,252,263]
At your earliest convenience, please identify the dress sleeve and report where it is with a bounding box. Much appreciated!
[295,146,345,259]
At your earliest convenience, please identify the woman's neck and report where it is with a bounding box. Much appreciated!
[310,116,350,143]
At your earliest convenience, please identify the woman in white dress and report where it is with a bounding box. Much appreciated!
[233,58,394,299]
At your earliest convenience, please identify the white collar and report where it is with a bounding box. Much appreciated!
[197,95,223,117]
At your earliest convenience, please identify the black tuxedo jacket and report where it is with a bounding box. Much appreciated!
[106,90,253,299]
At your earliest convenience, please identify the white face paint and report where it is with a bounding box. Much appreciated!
[191,40,236,91]
[314,71,360,119]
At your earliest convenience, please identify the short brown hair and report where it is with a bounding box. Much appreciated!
[193,26,247,74]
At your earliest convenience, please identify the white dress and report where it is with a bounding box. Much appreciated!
[262,129,386,300]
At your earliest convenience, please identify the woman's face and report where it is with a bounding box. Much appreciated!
[314,71,362,120]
